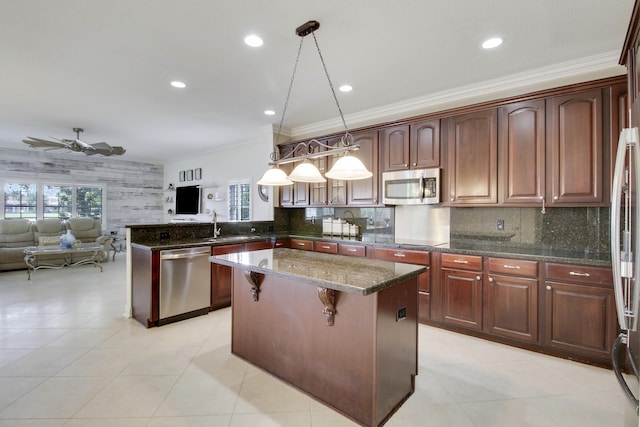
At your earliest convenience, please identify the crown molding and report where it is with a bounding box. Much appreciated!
[291,51,626,138]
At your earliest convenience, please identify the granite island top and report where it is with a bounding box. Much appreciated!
[210,248,427,296]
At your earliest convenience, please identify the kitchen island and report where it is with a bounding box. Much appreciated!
[210,248,426,427]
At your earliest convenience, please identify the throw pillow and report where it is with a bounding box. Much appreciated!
[39,236,60,246]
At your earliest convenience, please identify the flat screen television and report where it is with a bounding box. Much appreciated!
[175,185,200,214]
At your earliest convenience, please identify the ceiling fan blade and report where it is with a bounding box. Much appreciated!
[22,138,68,149]
[109,146,126,155]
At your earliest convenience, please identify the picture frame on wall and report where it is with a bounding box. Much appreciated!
[187,169,193,181]
[179,171,185,182]
[195,168,202,180]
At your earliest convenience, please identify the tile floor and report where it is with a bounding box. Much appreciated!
[0,257,634,426]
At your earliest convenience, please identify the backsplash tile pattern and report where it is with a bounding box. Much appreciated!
[451,206,609,254]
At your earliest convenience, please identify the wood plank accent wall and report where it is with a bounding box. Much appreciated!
[0,146,163,234]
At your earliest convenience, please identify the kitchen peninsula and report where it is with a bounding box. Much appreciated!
[210,248,426,427]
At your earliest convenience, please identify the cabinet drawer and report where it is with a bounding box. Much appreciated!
[545,263,612,286]
[212,244,245,255]
[273,239,287,248]
[290,239,313,251]
[245,241,273,251]
[374,248,429,265]
[339,244,367,257]
[441,253,482,270]
[315,242,338,254]
[488,257,538,277]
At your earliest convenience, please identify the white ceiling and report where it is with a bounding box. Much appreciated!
[0,0,634,163]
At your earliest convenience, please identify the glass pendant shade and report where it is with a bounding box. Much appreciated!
[257,167,293,186]
[325,154,372,180]
[288,160,326,183]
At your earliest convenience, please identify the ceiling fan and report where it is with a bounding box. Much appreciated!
[22,127,126,156]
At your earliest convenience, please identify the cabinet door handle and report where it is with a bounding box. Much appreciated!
[321,245,331,249]
[546,285,552,290]
[488,277,493,282]
[275,243,284,247]
[297,242,306,246]
[412,162,417,166]
[453,259,469,264]
[476,275,481,280]
[393,253,406,257]
[503,264,521,269]
[347,248,357,252]
[569,271,590,277]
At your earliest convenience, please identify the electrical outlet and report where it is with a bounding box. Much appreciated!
[496,219,505,231]
[160,231,170,240]
[396,306,407,321]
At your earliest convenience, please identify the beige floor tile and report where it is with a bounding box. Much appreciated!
[0,420,67,426]
[146,415,231,427]
[234,369,311,414]
[0,329,72,349]
[54,347,144,377]
[385,402,476,427]
[43,328,117,349]
[0,348,87,377]
[120,345,200,376]
[0,350,32,370]
[0,376,110,418]
[229,411,311,427]
[459,399,560,427]
[155,372,243,416]
[0,377,46,411]
[63,419,149,427]
[74,375,179,418]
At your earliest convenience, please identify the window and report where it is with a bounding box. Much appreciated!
[228,181,251,221]
[2,182,104,222]
[43,185,72,220]
[4,183,37,220]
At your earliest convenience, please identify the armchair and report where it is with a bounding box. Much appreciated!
[0,219,34,271]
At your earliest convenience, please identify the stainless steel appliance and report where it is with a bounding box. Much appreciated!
[382,168,440,205]
[159,246,211,325]
[611,127,640,426]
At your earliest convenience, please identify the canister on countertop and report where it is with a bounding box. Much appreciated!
[332,219,344,236]
[323,218,332,235]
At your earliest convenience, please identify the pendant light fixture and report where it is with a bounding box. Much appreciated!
[257,20,372,186]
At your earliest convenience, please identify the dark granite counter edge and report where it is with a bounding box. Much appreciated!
[130,233,611,268]
[209,252,427,296]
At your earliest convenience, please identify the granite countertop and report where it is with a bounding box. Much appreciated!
[210,248,427,296]
[130,233,611,268]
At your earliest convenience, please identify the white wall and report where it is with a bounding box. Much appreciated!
[163,128,275,223]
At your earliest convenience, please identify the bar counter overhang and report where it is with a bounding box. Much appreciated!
[210,248,426,427]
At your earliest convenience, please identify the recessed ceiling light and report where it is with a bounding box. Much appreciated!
[339,84,353,92]
[245,34,264,47]
[170,81,186,88]
[264,110,276,116]
[482,37,503,49]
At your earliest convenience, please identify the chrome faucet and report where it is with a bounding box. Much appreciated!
[212,210,221,239]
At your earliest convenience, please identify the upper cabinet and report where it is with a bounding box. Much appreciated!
[446,109,498,205]
[546,89,605,206]
[347,130,380,205]
[498,100,546,205]
[381,119,440,172]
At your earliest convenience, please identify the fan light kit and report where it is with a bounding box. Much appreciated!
[22,128,126,156]
[257,20,372,186]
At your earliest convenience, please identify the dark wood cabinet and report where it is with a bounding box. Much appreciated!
[484,257,539,343]
[440,253,483,330]
[374,247,430,323]
[347,130,379,205]
[211,243,244,309]
[446,109,498,205]
[314,241,338,254]
[546,89,604,205]
[338,243,367,257]
[498,100,546,206]
[543,263,616,361]
[381,119,440,172]
[289,238,313,251]
[380,125,410,172]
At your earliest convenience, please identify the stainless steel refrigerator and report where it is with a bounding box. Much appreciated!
[611,127,640,427]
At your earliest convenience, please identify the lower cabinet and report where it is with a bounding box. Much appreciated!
[374,247,430,323]
[484,257,539,344]
[211,244,244,309]
[440,253,483,330]
[543,263,616,361]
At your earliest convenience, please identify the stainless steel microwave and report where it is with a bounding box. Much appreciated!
[382,168,440,205]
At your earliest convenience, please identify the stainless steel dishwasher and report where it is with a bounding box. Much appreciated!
[159,246,211,325]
